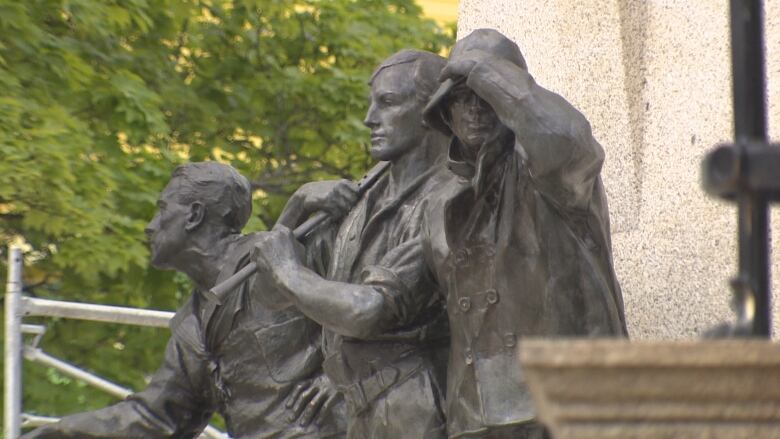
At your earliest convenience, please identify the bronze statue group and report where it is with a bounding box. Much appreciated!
[23,29,626,439]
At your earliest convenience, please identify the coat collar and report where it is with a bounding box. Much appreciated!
[446,129,514,196]
[335,163,445,280]
[188,234,258,350]
[363,164,440,229]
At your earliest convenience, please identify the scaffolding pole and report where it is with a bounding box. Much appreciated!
[22,347,227,438]
[24,347,134,398]
[2,246,228,438]
[23,297,174,328]
[5,246,23,439]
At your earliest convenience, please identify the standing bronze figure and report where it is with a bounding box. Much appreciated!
[22,162,346,439]
[421,29,628,438]
[251,50,454,439]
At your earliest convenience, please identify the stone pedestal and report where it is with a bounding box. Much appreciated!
[520,340,780,438]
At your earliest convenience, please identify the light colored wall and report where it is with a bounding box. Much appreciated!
[458,0,780,338]
[419,0,459,24]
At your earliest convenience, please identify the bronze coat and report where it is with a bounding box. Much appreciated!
[321,166,453,439]
[422,57,627,438]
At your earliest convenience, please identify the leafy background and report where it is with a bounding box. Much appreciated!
[0,0,452,431]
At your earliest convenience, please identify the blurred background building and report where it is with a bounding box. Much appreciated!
[420,0,458,24]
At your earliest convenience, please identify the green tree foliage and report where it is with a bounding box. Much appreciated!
[0,0,452,426]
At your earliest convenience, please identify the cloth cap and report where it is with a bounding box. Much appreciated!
[423,29,527,135]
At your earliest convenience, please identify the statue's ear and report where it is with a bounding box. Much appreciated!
[185,201,205,232]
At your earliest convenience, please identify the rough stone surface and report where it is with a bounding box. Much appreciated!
[520,339,780,438]
[458,0,780,339]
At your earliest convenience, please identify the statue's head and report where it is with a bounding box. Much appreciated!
[145,162,252,269]
[424,29,527,154]
[364,49,446,161]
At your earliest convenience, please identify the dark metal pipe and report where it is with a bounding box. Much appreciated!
[730,0,766,141]
[729,0,770,336]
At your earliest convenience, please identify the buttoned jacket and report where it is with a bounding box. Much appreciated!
[323,165,453,386]
[422,57,627,438]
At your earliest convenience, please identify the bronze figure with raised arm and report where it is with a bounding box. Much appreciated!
[420,29,628,438]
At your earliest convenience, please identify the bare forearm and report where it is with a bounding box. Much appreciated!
[275,264,388,338]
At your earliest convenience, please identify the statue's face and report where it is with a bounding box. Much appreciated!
[446,84,501,154]
[145,178,191,270]
[364,63,427,161]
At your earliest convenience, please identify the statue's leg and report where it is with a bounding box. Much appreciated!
[345,359,446,439]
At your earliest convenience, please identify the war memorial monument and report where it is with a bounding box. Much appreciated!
[6,0,780,438]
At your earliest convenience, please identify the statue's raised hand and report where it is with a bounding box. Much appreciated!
[251,226,304,275]
[439,49,492,82]
[296,179,359,220]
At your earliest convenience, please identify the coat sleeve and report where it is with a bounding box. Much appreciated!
[466,57,605,212]
[359,200,441,331]
[21,337,215,439]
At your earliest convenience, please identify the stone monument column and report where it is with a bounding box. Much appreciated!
[457,0,780,338]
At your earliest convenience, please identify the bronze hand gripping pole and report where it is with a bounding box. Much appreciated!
[207,161,391,303]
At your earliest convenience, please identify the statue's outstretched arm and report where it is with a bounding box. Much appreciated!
[22,337,214,439]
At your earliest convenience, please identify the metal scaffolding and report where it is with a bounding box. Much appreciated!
[4,245,228,439]
[702,0,777,337]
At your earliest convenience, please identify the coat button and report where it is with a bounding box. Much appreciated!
[465,350,473,365]
[458,297,471,312]
[503,333,516,348]
[485,289,499,305]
